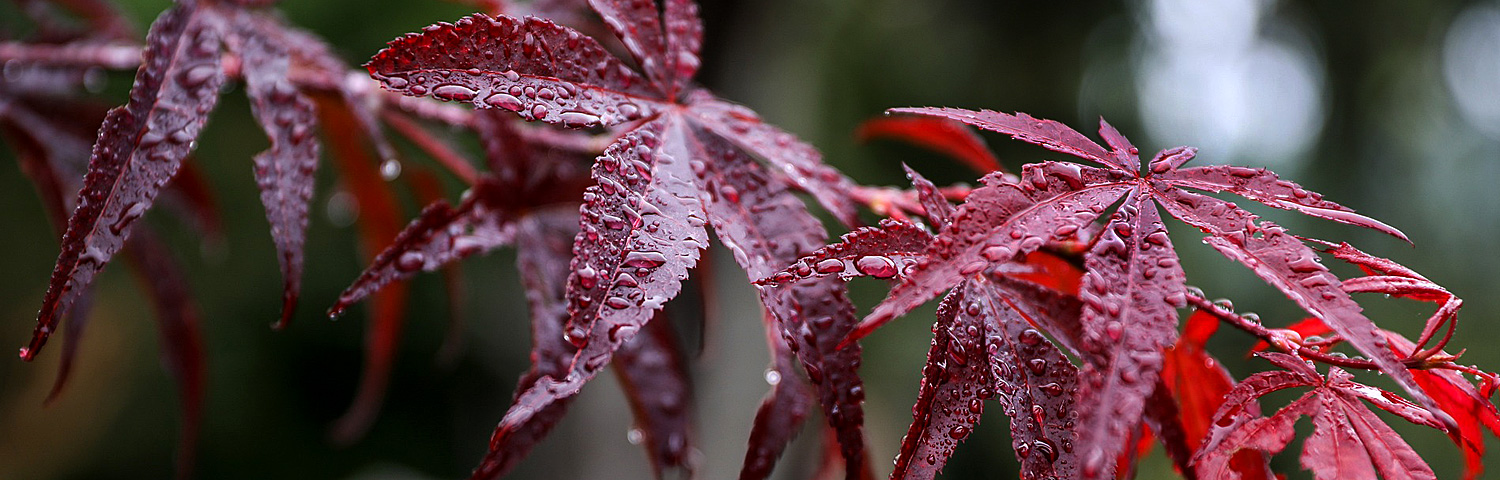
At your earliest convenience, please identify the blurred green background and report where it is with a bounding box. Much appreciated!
[2,0,1498,478]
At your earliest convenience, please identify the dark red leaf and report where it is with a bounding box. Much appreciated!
[231,21,321,329]
[1070,193,1186,479]
[1095,117,1139,173]
[857,164,1131,342]
[903,165,955,227]
[476,119,709,479]
[1199,358,1438,480]
[613,314,696,476]
[856,115,1001,174]
[588,0,672,92]
[1161,165,1408,243]
[1164,312,1275,480]
[771,277,872,479]
[366,14,661,127]
[25,5,226,361]
[973,279,1081,480]
[689,97,862,226]
[1156,187,1448,426]
[473,207,581,479]
[329,181,518,318]
[739,315,815,480]
[889,287,985,480]
[661,0,702,91]
[1385,333,1500,480]
[1140,380,1197,479]
[755,219,932,287]
[888,107,1125,171]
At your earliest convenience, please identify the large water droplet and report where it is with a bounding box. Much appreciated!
[814,258,844,274]
[396,251,425,272]
[380,159,402,180]
[432,84,476,101]
[855,255,898,279]
[623,251,667,268]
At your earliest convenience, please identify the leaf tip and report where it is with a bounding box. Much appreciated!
[274,290,299,330]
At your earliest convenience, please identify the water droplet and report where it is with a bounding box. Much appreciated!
[1105,321,1123,340]
[396,251,425,272]
[1033,438,1058,463]
[814,258,844,274]
[1028,358,1047,375]
[1288,255,1323,273]
[981,245,1014,262]
[948,425,971,439]
[605,296,632,309]
[559,111,600,128]
[1040,382,1064,397]
[380,159,402,180]
[1020,329,1043,346]
[565,324,589,347]
[607,324,638,343]
[764,369,782,385]
[483,93,522,111]
[178,64,216,88]
[432,84,476,101]
[1211,298,1234,312]
[959,260,986,275]
[854,255,898,279]
[623,251,667,268]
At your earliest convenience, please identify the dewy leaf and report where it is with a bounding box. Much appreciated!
[588,0,670,92]
[891,287,983,480]
[1383,333,1497,480]
[689,97,862,226]
[473,208,581,480]
[856,115,1001,174]
[1163,311,1274,480]
[889,107,1125,171]
[367,8,859,226]
[1070,192,1185,479]
[230,20,321,329]
[755,219,932,287]
[1199,359,1438,480]
[612,314,695,476]
[682,121,870,477]
[893,278,1080,480]
[1160,165,1409,243]
[857,164,1131,341]
[329,180,519,318]
[366,14,662,127]
[661,0,702,91]
[903,165,955,227]
[775,277,872,480]
[476,118,708,479]
[1151,186,1447,427]
[974,279,1081,480]
[740,315,815,480]
[24,5,225,361]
